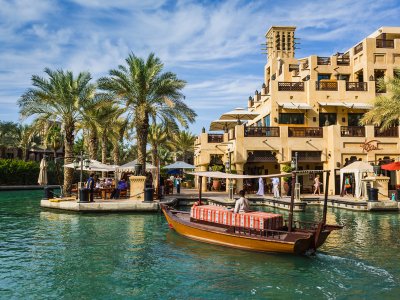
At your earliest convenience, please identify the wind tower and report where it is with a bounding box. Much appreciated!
[264,26,297,60]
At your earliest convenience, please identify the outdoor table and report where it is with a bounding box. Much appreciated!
[100,187,113,199]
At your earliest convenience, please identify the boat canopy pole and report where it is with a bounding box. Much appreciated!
[288,172,295,232]
[322,171,330,225]
[198,176,203,205]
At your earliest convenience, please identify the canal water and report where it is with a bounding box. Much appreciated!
[0,190,399,299]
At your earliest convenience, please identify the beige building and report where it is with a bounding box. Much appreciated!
[194,26,400,195]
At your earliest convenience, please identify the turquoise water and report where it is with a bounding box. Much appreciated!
[0,191,399,299]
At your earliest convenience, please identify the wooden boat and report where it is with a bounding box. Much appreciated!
[161,170,342,255]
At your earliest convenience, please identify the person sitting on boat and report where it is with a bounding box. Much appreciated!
[234,190,250,213]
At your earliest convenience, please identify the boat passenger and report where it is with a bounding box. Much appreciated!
[234,190,250,213]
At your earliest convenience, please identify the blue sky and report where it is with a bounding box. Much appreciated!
[1,0,400,134]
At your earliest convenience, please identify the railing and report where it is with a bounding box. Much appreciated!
[316,81,338,91]
[376,39,394,48]
[288,127,323,138]
[317,56,331,65]
[340,126,365,137]
[337,57,350,65]
[244,126,280,137]
[354,42,363,55]
[346,82,368,91]
[278,82,304,91]
[208,134,223,143]
[374,126,399,137]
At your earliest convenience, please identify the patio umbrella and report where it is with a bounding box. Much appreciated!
[38,157,48,186]
[64,159,116,172]
[163,161,195,169]
[117,159,157,172]
[381,162,400,171]
[219,107,259,122]
[209,119,241,131]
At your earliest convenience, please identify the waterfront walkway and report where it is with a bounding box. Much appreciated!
[38,188,400,212]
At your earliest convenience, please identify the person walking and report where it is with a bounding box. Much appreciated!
[256,177,264,196]
[272,177,280,198]
[176,175,182,194]
[313,175,321,195]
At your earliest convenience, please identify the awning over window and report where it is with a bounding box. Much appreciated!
[318,102,373,109]
[278,102,312,110]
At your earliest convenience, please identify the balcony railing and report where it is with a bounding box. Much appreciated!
[337,57,350,65]
[354,42,363,55]
[317,57,331,65]
[376,39,394,48]
[244,126,280,137]
[288,127,323,138]
[208,134,223,143]
[340,126,365,137]
[316,81,338,91]
[278,82,304,91]
[374,126,399,137]
[346,82,368,91]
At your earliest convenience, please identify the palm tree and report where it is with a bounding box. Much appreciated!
[0,121,19,158]
[171,130,196,163]
[361,70,400,129]
[15,124,39,161]
[45,124,63,159]
[110,118,128,165]
[148,124,169,166]
[19,68,97,195]
[98,53,196,174]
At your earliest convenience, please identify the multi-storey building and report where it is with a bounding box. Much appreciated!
[194,26,400,195]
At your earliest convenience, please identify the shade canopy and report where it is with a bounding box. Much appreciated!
[38,158,48,186]
[163,161,195,169]
[117,159,157,172]
[219,107,259,121]
[381,161,400,171]
[278,102,312,110]
[318,102,373,109]
[209,119,241,131]
[340,161,373,198]
[64,159,116,172]
[186,171,290,179]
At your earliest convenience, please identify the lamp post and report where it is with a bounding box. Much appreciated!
[291,152,298,182]
[226,151,233,200]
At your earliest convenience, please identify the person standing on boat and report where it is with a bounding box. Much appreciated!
[256,177,264,196]
[234,190,250,213]
[272,177,280,198]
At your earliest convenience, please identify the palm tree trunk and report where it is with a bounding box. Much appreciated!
[101,132,107,178]
[63,124,75,196]
[136,112,149,175]
[88,129,98,160]
[112,142,120,166]
[23,148,28,161]
[151,146,157,166]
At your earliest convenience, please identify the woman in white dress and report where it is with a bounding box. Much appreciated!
[256,177,264,196]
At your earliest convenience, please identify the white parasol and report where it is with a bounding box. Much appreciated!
[38,157,48,186]
[219,107,259,122]
[209,119,242,131]
[64,159,116,172]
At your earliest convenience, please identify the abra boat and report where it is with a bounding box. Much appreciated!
[161,170,342,255]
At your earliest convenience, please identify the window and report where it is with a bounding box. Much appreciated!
[338,74,350,81]
[256,120,262,127]
[279,113,304,124]
[319,113,337,127]
[348,113,364,126]
[318,74,331,81]
[264,115,271,127]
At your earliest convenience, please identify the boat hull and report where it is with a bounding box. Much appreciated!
[162,206,314,254]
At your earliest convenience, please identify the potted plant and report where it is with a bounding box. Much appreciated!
[211,165,223,191]
[281,164,294,193]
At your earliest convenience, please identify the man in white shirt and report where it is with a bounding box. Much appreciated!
[234,190,250,213]
[272,177,280,198]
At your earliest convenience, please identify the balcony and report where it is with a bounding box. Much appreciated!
[340,126,365,137]
[376,39,394,49]
[208,134,223,143]
[278,82,304,91]
[317,57,331,65]
[337,57,350,66]
[316,81,338,91]
[346,82,368,91]
[288,127,323,138]
[244,126,280,137]
[374,126,399,137]
[354,42,363,55]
